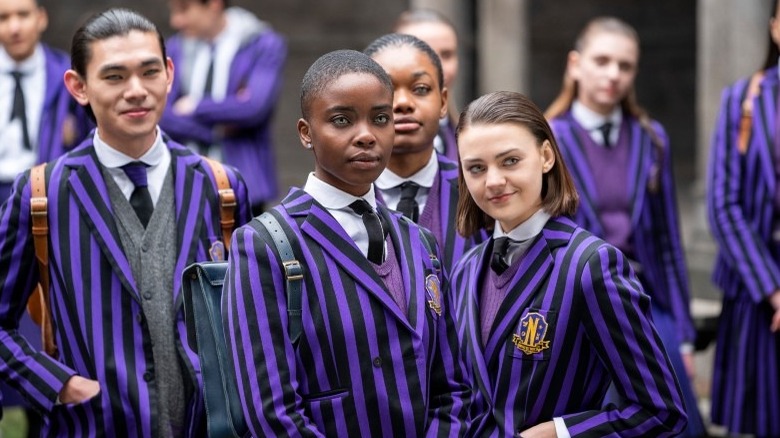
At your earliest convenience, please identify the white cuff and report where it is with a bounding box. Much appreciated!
[553,417,571,438]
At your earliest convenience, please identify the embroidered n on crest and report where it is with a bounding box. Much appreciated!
[512,312,550,355]
[425,274,442,316]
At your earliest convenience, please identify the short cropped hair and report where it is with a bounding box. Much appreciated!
[456,91,579,237]
[71,8,166,78]
[300,49,393,120]
[364,33,444,91]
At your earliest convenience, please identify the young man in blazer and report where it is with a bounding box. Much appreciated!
[162,0,286,215]
[0,9,251,437]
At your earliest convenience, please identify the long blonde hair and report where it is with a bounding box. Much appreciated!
[545,17,663,193]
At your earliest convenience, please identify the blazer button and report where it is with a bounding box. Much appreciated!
[135,313,144,324]
[143,371,154,382]
[143,291,152,300]
[372,356,382,368]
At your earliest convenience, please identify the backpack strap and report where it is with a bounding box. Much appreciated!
[203,157,236,251]
[738,70,765,155]
[255,212,304,345]
[27,163,57,357]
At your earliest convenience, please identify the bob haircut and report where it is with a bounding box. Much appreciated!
[456,91,579,237]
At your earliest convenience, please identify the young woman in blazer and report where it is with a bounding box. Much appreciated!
[545,17,704,436]
[451,91,686,437]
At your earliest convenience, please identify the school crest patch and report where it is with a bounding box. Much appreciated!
[425,274,442,316]
[209,240,225,261]
[512,312,550,355]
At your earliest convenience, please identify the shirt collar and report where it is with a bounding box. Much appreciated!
[0,44,44,75]
[93,128,165,169]
[493,209,551,241]
[304,172,378,211]
[571,100,622,131]
[375,151,438,190]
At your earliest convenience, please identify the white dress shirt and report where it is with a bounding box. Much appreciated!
[0,44,45,180]
[93,128,171,205]
[375,151,438,212]
[304,173,384,261]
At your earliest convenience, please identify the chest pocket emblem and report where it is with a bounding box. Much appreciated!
[512,312,550,355]
[425,274,442,316]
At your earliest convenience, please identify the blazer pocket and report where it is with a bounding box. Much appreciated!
[506,309,558,361]
[301,388,349,403]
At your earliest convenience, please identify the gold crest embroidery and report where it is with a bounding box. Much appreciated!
[425,274,442,316]
[512,312,550,355]
[209,240,225,261]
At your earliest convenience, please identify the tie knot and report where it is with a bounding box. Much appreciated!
[348,199,374,216]
[121,162,150,188]
[10,70,23,81]
[399,182,420,199]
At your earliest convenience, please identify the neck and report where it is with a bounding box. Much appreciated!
[205,15,228,41]
[388,148,433,178]
[100,129,157,159]
[578,98,617,117]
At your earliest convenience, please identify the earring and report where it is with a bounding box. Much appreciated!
[305,142,312,149]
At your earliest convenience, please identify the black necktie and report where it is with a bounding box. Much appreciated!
[491,237,511,274]
[396,182,420,222]
[598,122,613,148]
[121,162,154,228]
[203,46,215,98]
[10,71,31,150]
[349,199,385,264]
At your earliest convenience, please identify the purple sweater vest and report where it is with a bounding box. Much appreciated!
[580,122,635,258]
[479,255,523,345]
[373,236,407,316]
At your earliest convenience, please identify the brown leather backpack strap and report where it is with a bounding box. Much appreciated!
[27,163,57,357]
[203,157,236,251]
[738,70,765,155]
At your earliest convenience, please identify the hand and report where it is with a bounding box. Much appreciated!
[173,96,196,115]
[59,375,100,404]
[518,420,557,438]
[681,350,696,380]
[769,290,780,332]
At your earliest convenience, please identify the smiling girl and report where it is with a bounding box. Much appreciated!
[451,91,686,437]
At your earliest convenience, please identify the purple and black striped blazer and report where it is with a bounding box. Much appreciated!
[550,114,696,344]
[162,28,287,206]
[223,188,470,437]
[450,216,687,437]
[707,65,780,301]
[0,136,251,437]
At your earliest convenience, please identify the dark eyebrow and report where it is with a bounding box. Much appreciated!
[461,147,520,164]
[412,71,433,80]
[326,103,392,113]
[98,57,163,75]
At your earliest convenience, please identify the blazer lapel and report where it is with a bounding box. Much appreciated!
[753,75,779,195]
[462,244,496,402]
[626,120,652,226]
[293,195,415,331]
[559,116,604,236]
[171,148,208,307]
[64,151,139,300]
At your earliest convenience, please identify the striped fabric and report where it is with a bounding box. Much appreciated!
[450,216,687,437]
[550,114,696,344]
[223,188,470,437]
[707,65,780,436]
[0,136,251,437]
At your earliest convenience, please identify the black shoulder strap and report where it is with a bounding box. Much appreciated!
[255,212,304,345]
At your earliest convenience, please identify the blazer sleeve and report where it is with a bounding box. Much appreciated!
[423,231,471,437]
[706,83,780,302]
[563,244,687,437]
[193,32,287,128]
[650,125,696,343]
[223,223,325,438]
[0,171,77,413]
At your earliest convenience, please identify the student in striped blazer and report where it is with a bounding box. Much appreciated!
[544,17,704,436]
[707,1,780,435]
[393,9,460,163]
[365,33,484,276]
[451,91,687,437]
[0,9,251,437]
[223,49,470,437]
